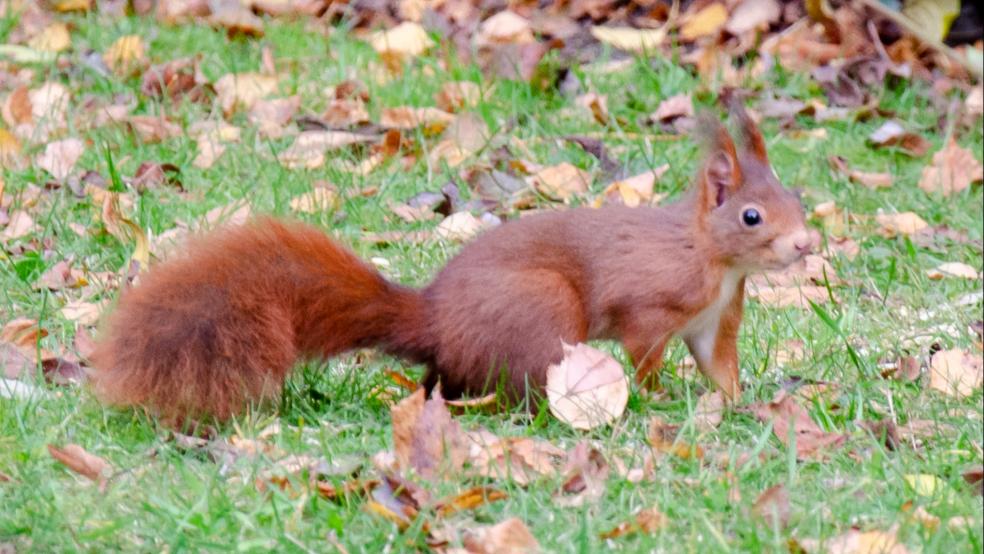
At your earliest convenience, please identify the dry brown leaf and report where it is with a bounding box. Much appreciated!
[380,106,455,132]
[249,96,299,138]
[575,92,609,125]
[918,139,984,196]
[599,505,667,539]
[725,0,781,35]
[368,21,434,59]
[208,3,264,38]
[0,129,24,169]
[900,501,940,531]
[876,212,928,237]
[926,262,979,280]
[527,163,590,202]
[322,99,370,128]
[867,121,930,157]
[694,390,725,432]
[590,26,668,53]
[748,254,836,308]
[434,486,507,518]
[277,130,375,169]
[650,93,694,125]
[928,349,983,398]
[555,441,609,507]
[290,188,339,214]
[35,260,86,290]
[800,527,910,554]
[461,517,540,554]
[47,444,110,486]
[828,155,892,188]
[36,138,84,180]
[103,35,144,75]
[750,391,846,460]
[435,81,481,112]
[1,211,37,242]
[647,417,704,459]
[124,115,182,143]
[546,342,628,430]
[390,387,468,479]
[193,138,224,169]
[465,430,564,485]
[599,166,668,207]
[752,484,791,528]
[28,22,71,53]
[60,299,103,326]
[214,72,278,115]
[477,10,534,45]
[681,3,728,41]
[435,212,484,242]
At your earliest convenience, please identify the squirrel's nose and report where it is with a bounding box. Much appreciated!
[792,229,815,254]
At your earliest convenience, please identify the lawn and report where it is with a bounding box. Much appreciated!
[0,5,982,553]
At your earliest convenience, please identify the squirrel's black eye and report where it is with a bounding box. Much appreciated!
[742,208,762,226]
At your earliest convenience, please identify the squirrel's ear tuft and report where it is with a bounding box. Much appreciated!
[722,93,768,163]
[695,115,742,211]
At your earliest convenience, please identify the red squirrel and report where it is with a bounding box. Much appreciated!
[90,105,813,422]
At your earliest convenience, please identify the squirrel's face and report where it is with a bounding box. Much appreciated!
[708,159,813,271]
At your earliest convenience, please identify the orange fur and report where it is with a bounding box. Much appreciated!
[90,106,811,421]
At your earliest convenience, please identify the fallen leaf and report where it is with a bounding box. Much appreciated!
[926,262,979,280]
[599,505,667,539]
[461,517,540,554]
[368,21,434,60]
[649,93,694,126]
[0,342,35,379]
[248,96,299,138]
[208,3,264,38]
[214,72,278,115]
[124,115,182,143]
[391,387,468,479]
[0,128,24,169]
[647,417,704,459]
[750,390,846,460]
[694,390,725,432]
[28,22,72,53]
[435,81,481,112]
[35,260,86,290]
[36,138,84,180]
[556,441,609,507]
[47,444,110,486]
[590,26,668,53]
[752,484,791,528]
[681,3,728,41]
[140,56,210,103]
[575,92,609,126]
[828,155,893,188]
[928,349,982,398]
[60,299,103,326]
[599,166,668,207]
[527,163,590,202]
[918,139,984,196]
[131,161,181,191]
[726,0,781,35]
[546,343,628,430]
[747,254,837,308]
[290,188,339,214]
[876,212,928,237]
[465,429,565,485]
[800,527,910,554]
[962,466,983,496]
[435,212,483,242]
[1,211,37,241]
[867,121,930,157]
[904,474,945,498]
[103,35,144,74]
[380,106,455,132]
[277,130,376,169]
[322,98,370,129]
[900,501,940,531]
[477,11,534,45]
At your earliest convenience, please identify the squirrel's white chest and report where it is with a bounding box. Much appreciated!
[678,270,743,361]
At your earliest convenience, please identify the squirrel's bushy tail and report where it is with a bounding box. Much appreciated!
[89,217,431,422]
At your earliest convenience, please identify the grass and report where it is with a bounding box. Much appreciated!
[1,10,983,553]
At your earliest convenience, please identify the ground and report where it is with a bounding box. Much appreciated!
[0,9,982,554]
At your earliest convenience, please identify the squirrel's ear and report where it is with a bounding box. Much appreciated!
[727,100,769,163]
[698,119,742,210]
